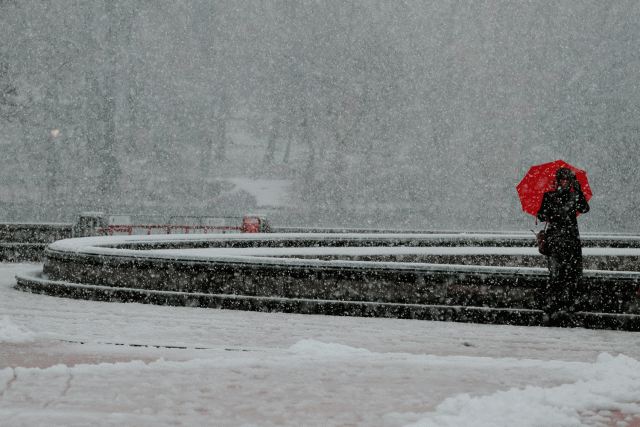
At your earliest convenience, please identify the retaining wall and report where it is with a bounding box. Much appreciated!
[0,222,72,261]
[10,233,638,329]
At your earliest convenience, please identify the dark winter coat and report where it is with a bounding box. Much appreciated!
[536,187,589,253]
[536,186,590,313]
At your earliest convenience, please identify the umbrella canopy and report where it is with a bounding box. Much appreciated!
[516,159,593,217]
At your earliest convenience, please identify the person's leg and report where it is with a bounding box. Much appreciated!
[564,250,584,312]
[557,261,574,310]
[545,250,580,325]
[545,255,563,314]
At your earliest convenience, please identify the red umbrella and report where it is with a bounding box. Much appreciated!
[517,159,593,217]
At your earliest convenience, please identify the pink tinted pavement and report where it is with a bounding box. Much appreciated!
[2,262,640,427]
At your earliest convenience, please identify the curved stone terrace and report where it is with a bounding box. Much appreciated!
[15,232,640,330]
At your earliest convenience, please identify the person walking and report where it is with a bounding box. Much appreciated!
[536,167,590,324]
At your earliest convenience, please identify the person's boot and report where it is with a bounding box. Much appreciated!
[547,311,563,327]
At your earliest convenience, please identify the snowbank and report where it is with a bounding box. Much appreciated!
[405,353,640,427]
[0,315,35,343]
[2,339,639,426]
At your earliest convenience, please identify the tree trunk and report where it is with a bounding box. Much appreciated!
[98,23,120,197]
[214,89,229,161]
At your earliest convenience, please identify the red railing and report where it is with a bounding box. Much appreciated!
[93,217,262,236]
[94,225,243,236]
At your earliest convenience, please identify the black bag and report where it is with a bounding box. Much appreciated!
[533,224,549,256]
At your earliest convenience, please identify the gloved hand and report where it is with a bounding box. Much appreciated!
[572,180,581,192]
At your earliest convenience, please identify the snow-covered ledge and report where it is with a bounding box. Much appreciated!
[15,233,640,328]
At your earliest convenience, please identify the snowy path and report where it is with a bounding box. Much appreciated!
[1,263,640,426]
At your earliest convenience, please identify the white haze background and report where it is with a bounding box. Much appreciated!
[1,1,639,231]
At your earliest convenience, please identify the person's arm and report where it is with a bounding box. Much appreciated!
[537,193,553,222]
[572,180,590,214]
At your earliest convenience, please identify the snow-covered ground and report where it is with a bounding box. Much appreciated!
[2,262,640,427]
